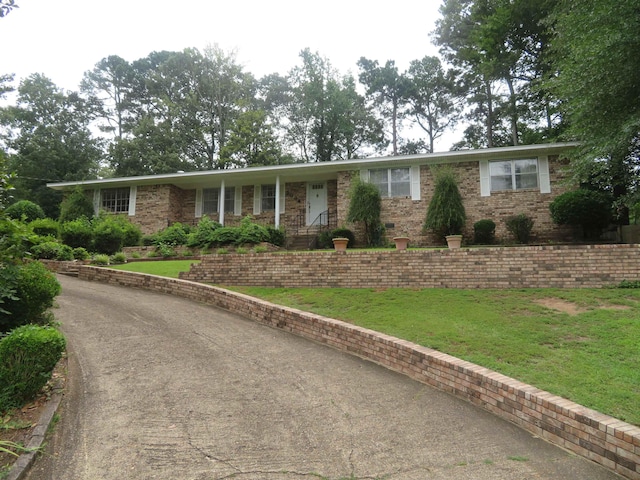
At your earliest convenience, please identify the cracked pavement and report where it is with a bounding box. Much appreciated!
[25,275,620,480]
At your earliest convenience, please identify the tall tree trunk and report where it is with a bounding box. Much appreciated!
[505,75,519,146]
[485,79,494,148]
[392,99,398,155]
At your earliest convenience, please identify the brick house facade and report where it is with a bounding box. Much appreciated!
[49,143,577,246]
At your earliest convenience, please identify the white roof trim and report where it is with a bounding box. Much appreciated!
[48,142,578,190]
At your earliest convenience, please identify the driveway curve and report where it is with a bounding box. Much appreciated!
[25,275,618,480]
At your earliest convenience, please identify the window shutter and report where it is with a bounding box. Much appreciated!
[410,165,421,200]
[539,156,551,193]
[92,189,101,215]
[253,185,261,214]
[195,189,203,218]
[234,187,242,216]
[128,186,137,216]
[479,160,490,197]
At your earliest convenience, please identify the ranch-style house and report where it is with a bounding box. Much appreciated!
[48,142,578,246]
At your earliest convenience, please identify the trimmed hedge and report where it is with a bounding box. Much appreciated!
[0,325,66,412]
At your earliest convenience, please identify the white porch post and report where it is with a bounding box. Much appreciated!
[219,180,225,226]
[275,176,281,229]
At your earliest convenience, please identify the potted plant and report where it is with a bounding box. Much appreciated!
[332,237,349,251]
[424,167,466,248]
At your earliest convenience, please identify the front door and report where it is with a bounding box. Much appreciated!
[307,181,327,226]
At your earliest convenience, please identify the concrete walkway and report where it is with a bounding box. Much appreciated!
[25,275,620,480]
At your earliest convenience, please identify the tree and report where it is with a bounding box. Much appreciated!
[424,167,466,239]
[0,74,103,217]
[357,58,410,155]
[59,185,95,222]
[546,0,640,224]
[346,179,383,246]
[405,56,461,152]
[0,0,17,17]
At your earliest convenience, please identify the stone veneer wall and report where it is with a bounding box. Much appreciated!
[69,264,640,479]
[180,244,640,289]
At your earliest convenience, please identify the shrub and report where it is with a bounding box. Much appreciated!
[265,226,285,247]
[473,219,496,244]
[92,216,125,255]
[29,218,60,238]
[5,200,45,223]
[236,247,248,254]
[31,241,74,261]
[549,189,613,239]
[142,235,156,246]
[72,247,90,260]
[185,216,221,249]
[0,325,66,412]
[211,226,240,246]
[58,186,94,223]
[505,214,534,244]
[318,228,356,249]
[0,262,61,333]
[424,168,466,239]
[155,243,176,258]
[153,223,190,247]
[91,254,110,265]
[346,179,383,246]
[111,252,127,264]
[253,245,268,253]
[109,215,142,247]
[236,216,268,245]
[60,218,93,250]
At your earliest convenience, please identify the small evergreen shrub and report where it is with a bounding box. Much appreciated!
[110,215,142,247]
[0,325,66,412]
[211,226,240,246]
[5,200,45,223]
[91,254,110,265]
[346,179,383,246]
[265,226,285,247]
[424,167,466,239]
[111,252,127,264]
[58,186,94,223]
[155,243,176,258]
[505,214,534,244]
[186,216,222,249]
[60,218,93,250]
[0,262,61,333]
[549,189,613,239]
[92,216,125,255]
[153,223,190,247]
[72,247,90,260]
[473,219,496,244]
[31,241,74,261]
[29,218,60,238]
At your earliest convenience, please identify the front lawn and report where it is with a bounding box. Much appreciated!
[108,259,199,278]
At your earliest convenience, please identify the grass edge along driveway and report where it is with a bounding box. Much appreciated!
[108,261,640,426]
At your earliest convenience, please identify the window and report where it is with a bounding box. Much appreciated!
[369,167,411,197]
[261,184,276,211]
[202,187,235,215]
[490,159,538,192]
[101,187,130,213]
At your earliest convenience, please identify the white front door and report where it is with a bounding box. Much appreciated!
[307,181,327,226]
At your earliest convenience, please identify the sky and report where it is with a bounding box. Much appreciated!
[0,0,455,150]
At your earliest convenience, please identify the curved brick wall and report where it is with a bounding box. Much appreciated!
[68,264,640,479]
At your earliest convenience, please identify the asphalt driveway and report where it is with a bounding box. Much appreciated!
[25,275,619,480]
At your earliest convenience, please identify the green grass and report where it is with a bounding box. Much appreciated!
[101,260,640,426]
[229,286,640,426]
[107,260,200,278]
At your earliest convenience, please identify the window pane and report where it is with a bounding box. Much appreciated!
[490,161,511,176]
[224,187,235,213]
[516,173,538,189]
[514,159,538,175]
[390,168,410,197]
[369,169,389,197]
[202,188,219,215]
[514,159,538,189]
[490,175,512,191]
[101,188,130,213]
[261,184,276,211]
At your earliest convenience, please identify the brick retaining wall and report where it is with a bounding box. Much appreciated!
[71,265,640,479]
[180,244,640,289]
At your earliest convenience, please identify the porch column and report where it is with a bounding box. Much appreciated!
[219,180,225,226]
[275,175,281,229]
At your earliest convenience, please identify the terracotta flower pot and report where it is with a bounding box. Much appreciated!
[445,234,463,249]
[393,237,410,250]
[332,237,349,251]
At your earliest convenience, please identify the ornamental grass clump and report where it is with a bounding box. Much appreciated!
[424,167,466,239]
